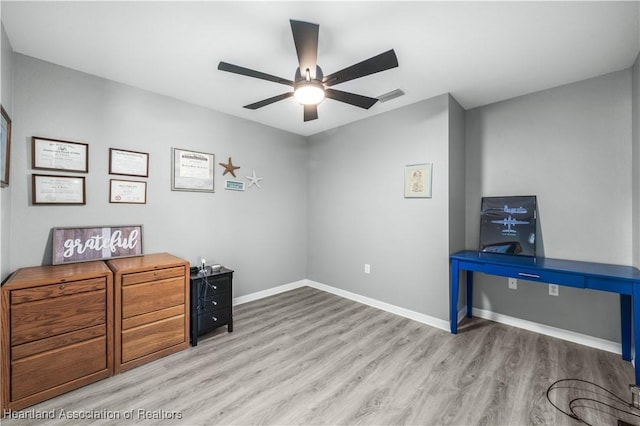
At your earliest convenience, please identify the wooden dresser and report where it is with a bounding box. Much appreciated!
[107,253,190,373]
[0,261,113,412]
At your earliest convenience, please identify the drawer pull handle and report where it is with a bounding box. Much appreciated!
[59,284,66,290]
[212,301,217,306]
[518,273,541,279]
[212,316,218,321]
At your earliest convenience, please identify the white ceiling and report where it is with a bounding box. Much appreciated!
[2,1,639,136]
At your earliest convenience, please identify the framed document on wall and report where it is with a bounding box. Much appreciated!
[32,174,86,205]
[109,179,147,204]
[171,148,215,192]
[109,148,149,177]
[32,137,89,173]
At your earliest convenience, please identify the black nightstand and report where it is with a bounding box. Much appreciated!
[189,266,234,346]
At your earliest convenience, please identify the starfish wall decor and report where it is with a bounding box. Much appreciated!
[219,157,240,177]
[246,170,264,188]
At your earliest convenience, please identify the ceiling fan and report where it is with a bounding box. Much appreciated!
[218,19,399,122]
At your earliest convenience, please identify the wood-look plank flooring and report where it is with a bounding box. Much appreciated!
[3,286,637,425]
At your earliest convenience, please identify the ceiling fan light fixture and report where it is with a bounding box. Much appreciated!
[294,80,325,105]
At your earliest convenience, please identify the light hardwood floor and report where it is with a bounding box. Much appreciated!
[3,286,637,425]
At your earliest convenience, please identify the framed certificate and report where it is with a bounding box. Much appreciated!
[171,148,215,192]
[109,148,149,177]
[32,137,89,173]
[109,179,147,204]
[32,174,86,205]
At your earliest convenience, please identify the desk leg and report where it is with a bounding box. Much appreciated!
[466,271,473,318]
[633,287,640,384]
[620,294,631,361]
[450,259,459,334]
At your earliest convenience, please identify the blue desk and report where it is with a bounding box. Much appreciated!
[449,250,640,383]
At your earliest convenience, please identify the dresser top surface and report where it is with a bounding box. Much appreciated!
[106,253,188,273]
[3,261,112,287]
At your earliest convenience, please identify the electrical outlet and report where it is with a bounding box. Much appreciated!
[364,264,371,274]
[549,284,559,296]
[508,278,517,290]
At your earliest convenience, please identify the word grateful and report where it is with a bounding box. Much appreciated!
[63,229,140,258]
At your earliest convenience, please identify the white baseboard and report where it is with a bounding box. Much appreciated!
[471,306,622,355]
[232,280,307,305]
[232,279,622,356]
[305,279,452,332]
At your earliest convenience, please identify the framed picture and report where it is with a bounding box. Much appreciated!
[224,180,245,191]
[404,163,432,198]
[32,137,89,173]
[0,105,11,187]
[52,224,143,265]
[172,148,214,192]
[479,195,537,257]
[32,174,86,205]
[109,148,149,177]
[110,179,147,204]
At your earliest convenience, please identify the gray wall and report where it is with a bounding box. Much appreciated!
[9,54,308,297]
[307,94,461,320]
[465,70,633,342]
[1,24,13,282]
[448,95,466,255]
[2,47,637,344]
[633,53,639,269]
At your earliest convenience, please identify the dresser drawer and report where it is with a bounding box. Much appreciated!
[11,277,106,304]
[122,267,185,286]
[11,337,107,401]
[12,325,105,360]
[122,305,185,330]
[122,277,185,319]
[197,308,231,331]
[11,290,106,346]
[121,315,185,363]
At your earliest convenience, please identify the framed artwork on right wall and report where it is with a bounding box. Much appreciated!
[479,195,537,256]
[1,105,11,187]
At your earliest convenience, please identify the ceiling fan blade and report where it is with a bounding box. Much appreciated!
[290,20,319,77]
[304,104,318,122]
[324,88,378,109]
[244,92,294,110]
[218,62,294,86]
[323,49,398,87]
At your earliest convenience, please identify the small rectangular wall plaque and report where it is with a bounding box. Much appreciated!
[224,180,245,191]
[52,225,143,265]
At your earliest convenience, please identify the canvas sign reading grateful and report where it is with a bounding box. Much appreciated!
[52,225,143,265]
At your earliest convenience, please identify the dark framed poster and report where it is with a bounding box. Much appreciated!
[479,196,537,256]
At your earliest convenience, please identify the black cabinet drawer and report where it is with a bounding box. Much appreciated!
[198,291,231,313]
[198,308,231,331]
[197,276,231,294]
